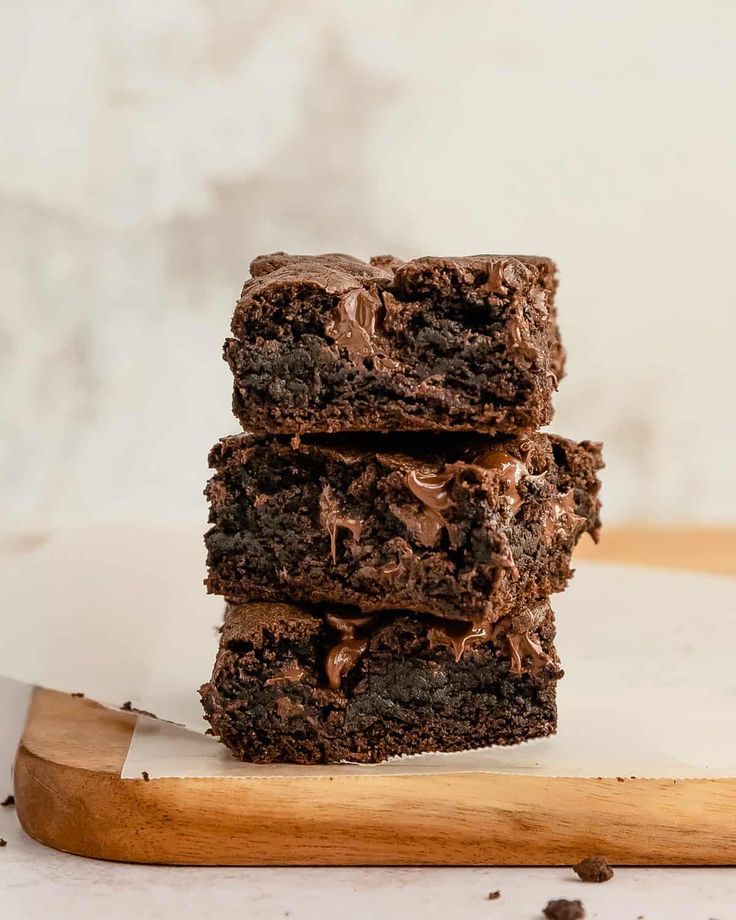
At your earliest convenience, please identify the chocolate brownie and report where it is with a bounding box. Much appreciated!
[204,432,602,622]
[224,252,564,436]
[200,600,562,764]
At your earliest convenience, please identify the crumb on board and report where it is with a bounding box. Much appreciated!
[121,701,159,720]
[141,771,150,782]
[0,839,7,848]
[71,692,85,698]
[487,890,501,900]
[573,855,614,882]
[1,796,14,807]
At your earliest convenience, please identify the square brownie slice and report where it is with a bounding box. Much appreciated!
[225,252,564,436]
[200,600,562,764]
[204,432,602,623]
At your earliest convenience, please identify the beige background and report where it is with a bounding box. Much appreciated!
[1,0,734,531]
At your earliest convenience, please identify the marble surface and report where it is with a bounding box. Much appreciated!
[2,1,736,535]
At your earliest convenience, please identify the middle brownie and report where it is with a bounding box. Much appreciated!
[206,432,602,622]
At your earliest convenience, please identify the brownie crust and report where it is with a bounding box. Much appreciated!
[200,600,562,764]
[225,252,564,436]
[204,431,603,623]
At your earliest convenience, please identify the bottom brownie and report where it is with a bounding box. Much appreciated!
[200,601,562,764]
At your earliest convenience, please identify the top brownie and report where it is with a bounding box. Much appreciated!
[225,252,564,435]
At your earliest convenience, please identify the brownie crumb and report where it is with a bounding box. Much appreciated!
[616,776,625,783]
[543,899,585,920]
[487,890,501,900]
[71,692,85,698]
[0,839,6,848]
[141,771,150,782]
[573,855,614,882]
[1,796,14,807]
[121,701,159,720]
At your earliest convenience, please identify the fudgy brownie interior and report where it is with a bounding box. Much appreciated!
[205,431,602,622]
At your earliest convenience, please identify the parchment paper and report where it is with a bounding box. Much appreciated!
[2,524,735,780]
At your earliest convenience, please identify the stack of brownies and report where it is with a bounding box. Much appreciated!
[200,252,603,764]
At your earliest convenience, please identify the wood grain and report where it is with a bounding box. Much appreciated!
[14,527,736,866]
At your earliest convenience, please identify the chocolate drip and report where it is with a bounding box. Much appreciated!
[319,485,363,564]
[324,611,379,690]
[326,288,383,361]
[427,620,491,662]
[543,490,586,541]
[471,449,529,516]
[506,632,552,677]
[265,660,306,686]
[491,618,554,677]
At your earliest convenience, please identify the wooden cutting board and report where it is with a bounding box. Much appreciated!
[14,527,736,866]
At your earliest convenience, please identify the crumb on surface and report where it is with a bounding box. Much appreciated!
[0,839,6,848]
[487,889,501,900]
[543,899,585,920]
[121,701,159,719]
[141,771,150,782]
[573,855,614,883]
[1,796,14,807]
[71,692,85,698]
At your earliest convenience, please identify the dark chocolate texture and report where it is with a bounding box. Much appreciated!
[200,600,562,764]
[225,252,564,436]
[204,431,603,622]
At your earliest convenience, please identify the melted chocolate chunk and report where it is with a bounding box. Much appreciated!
[325,637,369,690]
[405,469,454,511]
[506,631,553,677]
[391,467,456,547]
[323,611,381,689]
[471,449,529,516]
[319,485,363,564]
[543,490,586,541]
[326,288,383,361]
[427,620,492,662]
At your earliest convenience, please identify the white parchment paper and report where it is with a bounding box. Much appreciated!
[2,524,735,779]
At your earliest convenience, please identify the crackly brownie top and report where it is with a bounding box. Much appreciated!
[241,251,556,301]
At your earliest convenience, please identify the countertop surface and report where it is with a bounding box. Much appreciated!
[3,528,736,918]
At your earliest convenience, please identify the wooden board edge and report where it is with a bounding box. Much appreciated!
[14,691,736,866]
